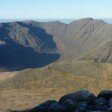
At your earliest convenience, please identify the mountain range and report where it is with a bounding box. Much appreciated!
[1,18,112,111]
[0,18,112,70]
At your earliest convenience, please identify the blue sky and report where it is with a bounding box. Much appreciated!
[0,0,112,19]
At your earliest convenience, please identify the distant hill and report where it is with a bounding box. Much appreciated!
[41,18,112,62]
[1,18,112,70]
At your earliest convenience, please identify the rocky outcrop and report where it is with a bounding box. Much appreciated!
[11,90,112,112]
[59,90,96,105]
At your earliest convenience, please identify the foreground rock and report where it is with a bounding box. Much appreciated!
[11,90,112,112]
[97,90,112,100]
[59,90,96,105]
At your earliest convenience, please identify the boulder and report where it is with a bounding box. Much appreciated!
[94,98,107,106]
[109,98,112,107]
[59,90,96,105]
[97,90,112,100]
[87,111,102,112]
[108,107,112,112]
[30,100,57,112]
[76,102,88,112]
[93,104,108,111]
[93,98,108,111]
[48,102,67,112]
[62,99,77,111]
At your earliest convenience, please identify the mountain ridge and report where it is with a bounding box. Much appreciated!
[0,18,112,70]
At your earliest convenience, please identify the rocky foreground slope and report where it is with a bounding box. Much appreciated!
[10,90,112,112]
[0,60,112,111]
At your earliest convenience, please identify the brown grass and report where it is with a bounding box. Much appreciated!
[0,60,112,111]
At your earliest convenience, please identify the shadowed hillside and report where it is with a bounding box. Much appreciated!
[0,21,60,70]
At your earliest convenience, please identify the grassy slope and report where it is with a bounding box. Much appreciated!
[0,60,112,110]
